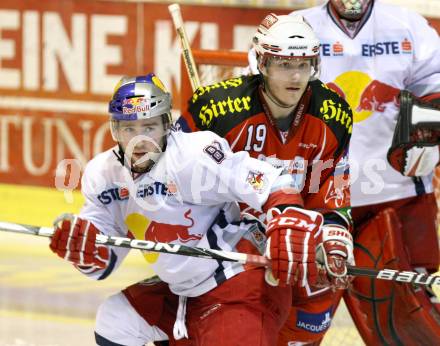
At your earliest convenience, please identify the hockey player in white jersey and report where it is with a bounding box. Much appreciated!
[273,0,440,344]
[48,73,352,345]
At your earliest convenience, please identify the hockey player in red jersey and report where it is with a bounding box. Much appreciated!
[177,13,355,345]
[278,0,440,344]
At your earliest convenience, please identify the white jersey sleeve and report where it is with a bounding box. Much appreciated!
[166,131,283,211]
[77,154,130,280]
[405,11,440,96]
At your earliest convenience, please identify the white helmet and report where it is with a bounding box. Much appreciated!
[253,13,320,79]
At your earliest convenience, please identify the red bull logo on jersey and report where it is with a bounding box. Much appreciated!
[327,72,400,123]
[125,210,202,264]
[145,209,202,244]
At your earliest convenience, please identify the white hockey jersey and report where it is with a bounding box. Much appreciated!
[79,130,282,296]
[294,2,440,206]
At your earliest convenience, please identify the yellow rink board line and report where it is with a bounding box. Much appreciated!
[0,182,153,289]
[0,183,85,226]
[0,308,95,326]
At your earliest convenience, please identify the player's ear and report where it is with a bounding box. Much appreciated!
[256,54,266,74]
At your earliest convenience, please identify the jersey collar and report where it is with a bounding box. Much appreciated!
[258,84,312,144]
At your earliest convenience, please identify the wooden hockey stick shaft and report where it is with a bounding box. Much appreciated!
[168,3,201,91]
[0,221,438,286]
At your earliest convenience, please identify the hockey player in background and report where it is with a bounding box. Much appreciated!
[48,73,353,345]
[177,14,355,345]
[246,0,440,344]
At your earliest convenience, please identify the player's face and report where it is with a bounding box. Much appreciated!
[116,117,166,172]
[263,57,312,106]
[330,0,371,20]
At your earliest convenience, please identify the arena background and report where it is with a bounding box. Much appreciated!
[0,0,439,345]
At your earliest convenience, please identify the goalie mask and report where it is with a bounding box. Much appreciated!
[329,0,372,21]
[109,73,172,173]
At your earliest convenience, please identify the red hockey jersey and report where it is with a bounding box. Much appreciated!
[177,75,353,230]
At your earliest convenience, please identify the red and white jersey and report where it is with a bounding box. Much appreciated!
[294,2,440,206]
[79,130,281,296]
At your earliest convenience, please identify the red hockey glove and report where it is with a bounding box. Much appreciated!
[316,225,354,290]
[265,207,323,287]
[50,213,110,270]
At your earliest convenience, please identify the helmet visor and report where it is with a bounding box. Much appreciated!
[260,55,317,82]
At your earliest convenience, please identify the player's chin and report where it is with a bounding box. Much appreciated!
[280,93,300,105]
[131,154,154,172]
[131,160,154,173]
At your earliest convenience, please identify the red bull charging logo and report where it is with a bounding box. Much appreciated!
[125,210,202,264]
[326,71,400,123]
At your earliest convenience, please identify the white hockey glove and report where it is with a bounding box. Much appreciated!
[402,146,439,176]
[316,225,354,290]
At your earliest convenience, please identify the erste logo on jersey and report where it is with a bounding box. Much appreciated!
[321,38,413,57]
[321,41,344,56]
[97,181,177,205]
[98,186,129,204]
[136,182,177,198]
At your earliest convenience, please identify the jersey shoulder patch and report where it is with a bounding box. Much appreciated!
[187,75,263,137]
[168,130,229,163]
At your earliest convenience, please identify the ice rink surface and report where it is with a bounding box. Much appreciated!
[0,183,364,345]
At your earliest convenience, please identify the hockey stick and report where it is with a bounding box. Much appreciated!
[346,265,440,286]
[0,221,268,267]
[1,221,439,286]
[168,3,201,91]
